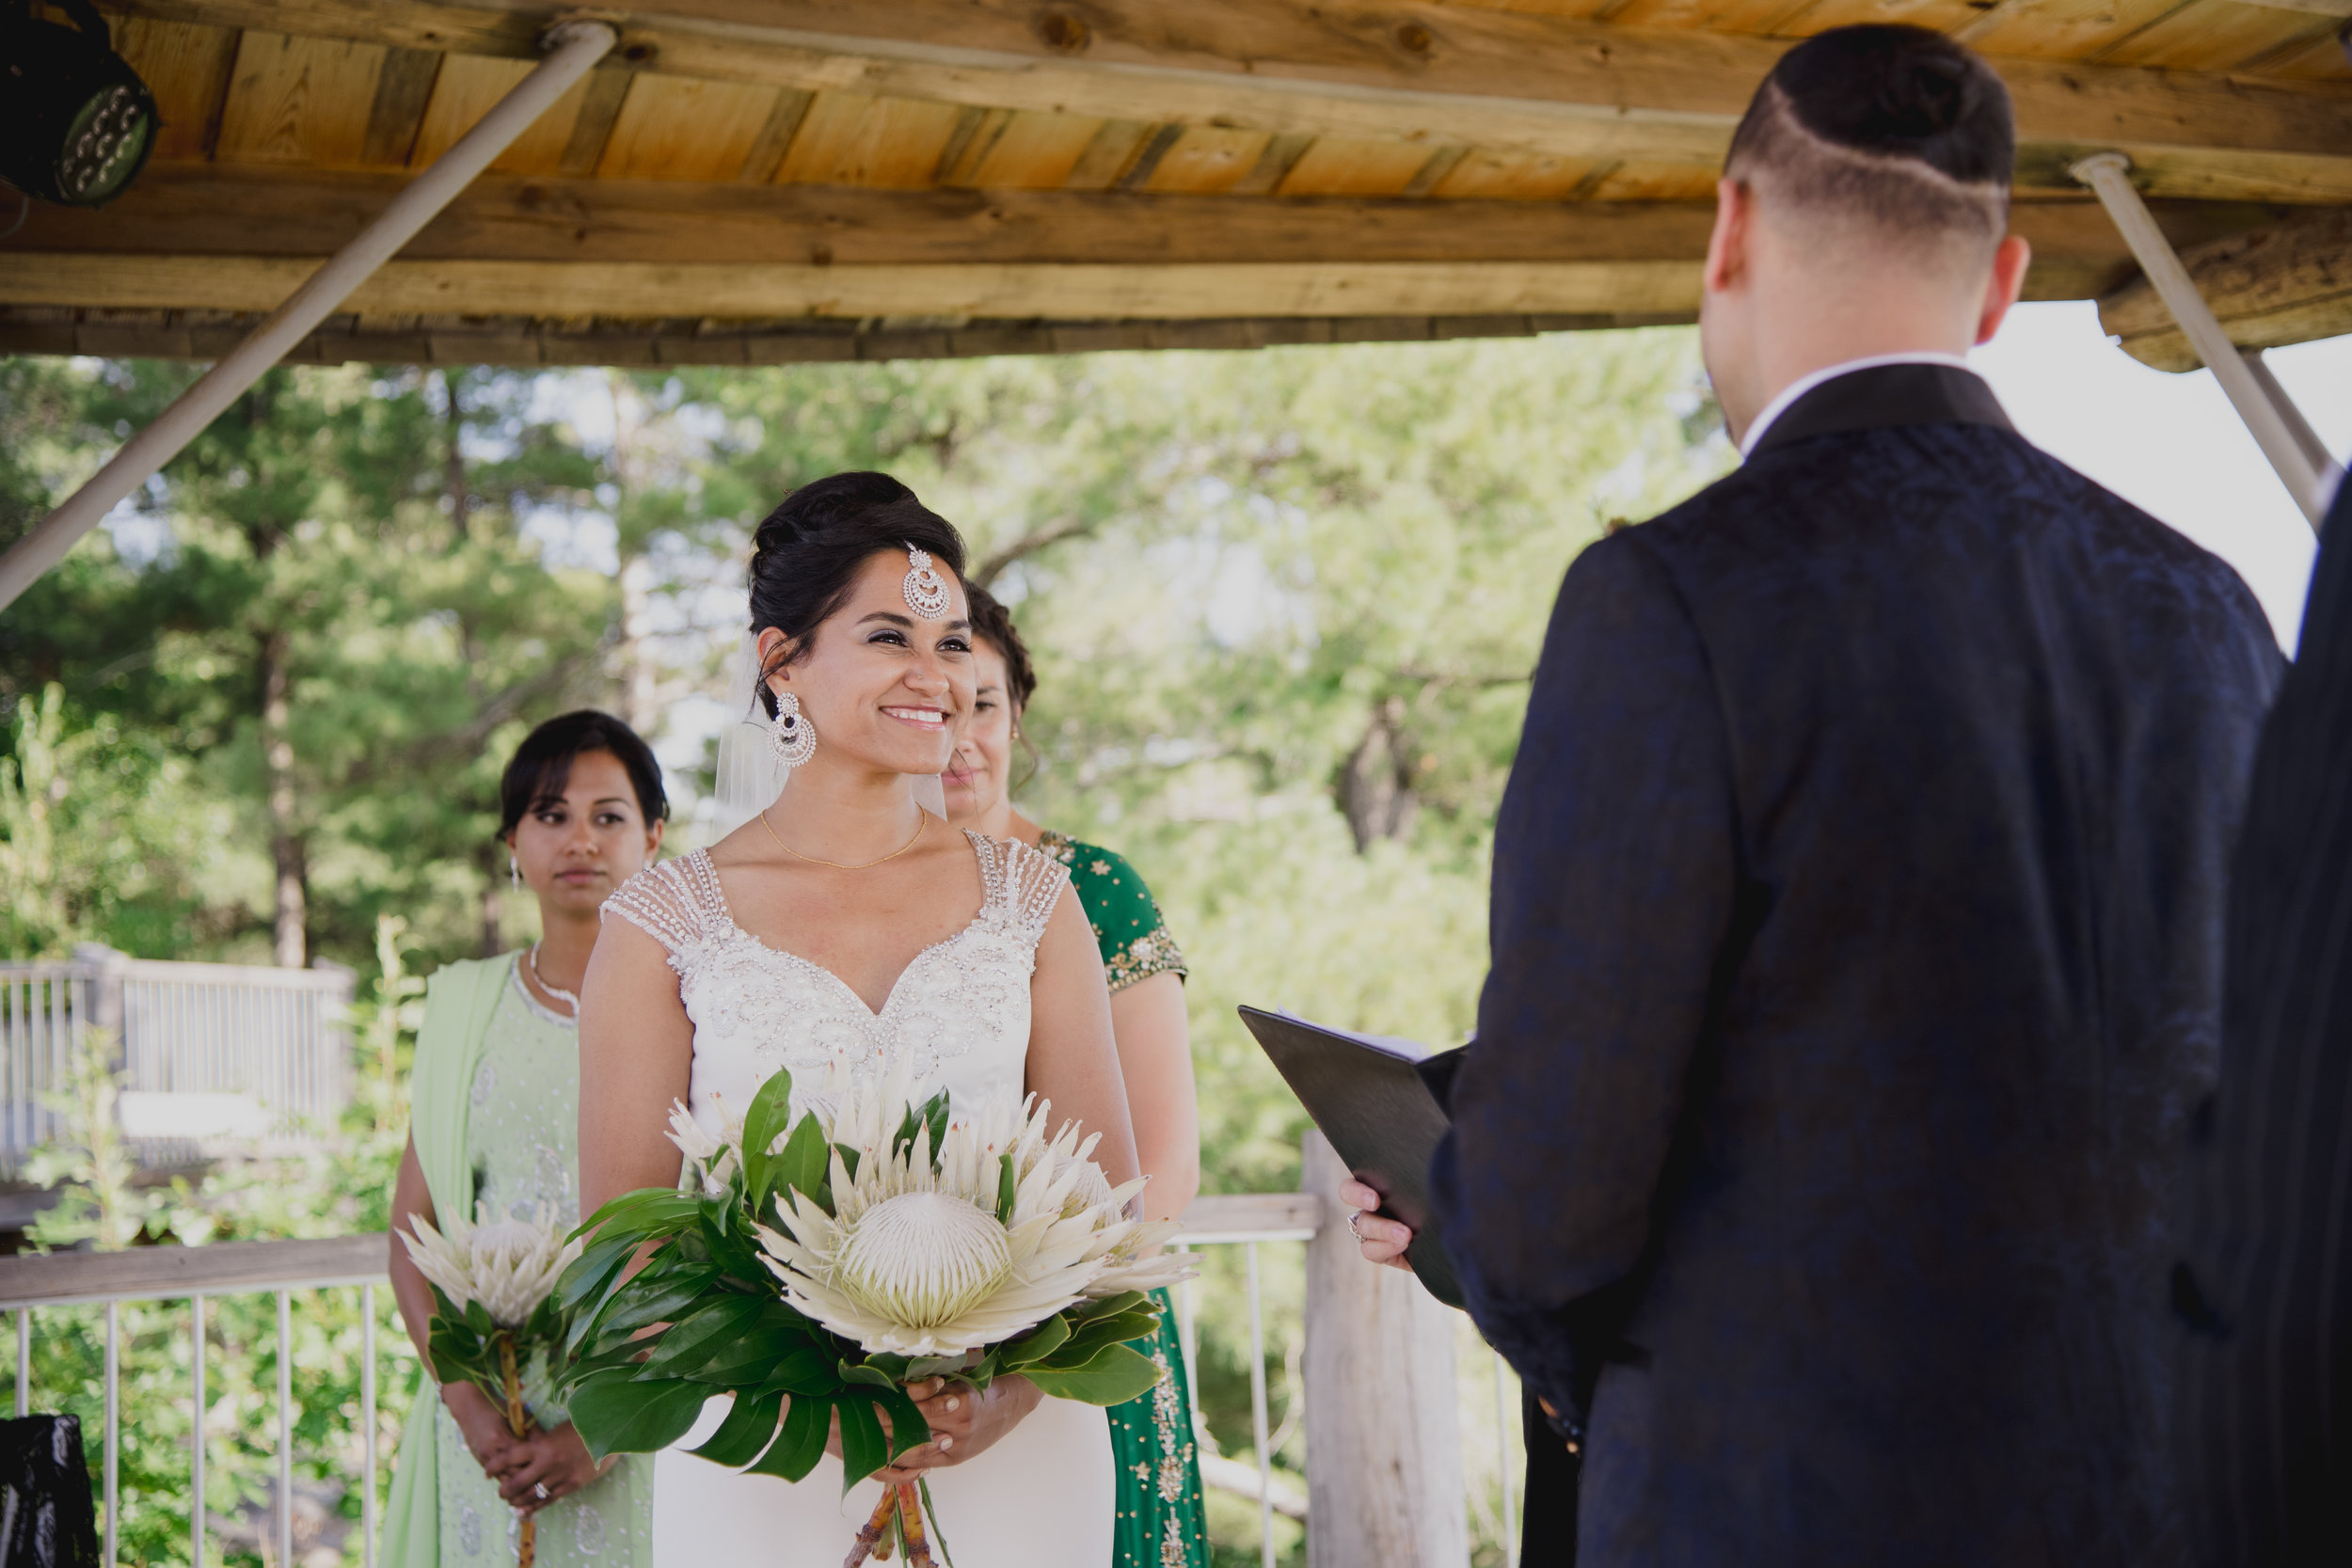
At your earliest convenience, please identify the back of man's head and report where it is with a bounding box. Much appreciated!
[1726,24,2013,270]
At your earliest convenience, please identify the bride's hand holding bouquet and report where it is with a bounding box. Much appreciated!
[554,1058,1194,1566]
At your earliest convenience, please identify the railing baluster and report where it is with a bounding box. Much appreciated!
[192,1293,206,1568]
[13,1306,26,1416]
[1494,1349,1518,1568]
[1245,1240,1273,1568]
[362,1284,377,1568]
[103,1301,119,1566]
[276,1289,293,1568]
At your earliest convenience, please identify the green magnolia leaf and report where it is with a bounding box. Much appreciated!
[739,1069,797,1203]
[997,1313,1071,1369]
[556,1235,638,1313]
[754,1343,840,1395]
[573,1189,704,1243]
[875,1383,930,1461]
[567,1371,712,1461]
[1071,1291,1149,1323]
[635,1294,771,1378]
[834,1142,861,1182]
[835,1393,888,1491]
[687,1387,786,1468]
[1023,1342,1164,1406]
[752,1393,831,1482]
[1049,1310,1161,1370]
[837,1359,895,1389]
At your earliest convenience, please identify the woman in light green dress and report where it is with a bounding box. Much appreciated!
[943,589,1210,1568]
[382,713,668,1568]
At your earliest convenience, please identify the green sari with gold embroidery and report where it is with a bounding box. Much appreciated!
[1037,832,1208,1568]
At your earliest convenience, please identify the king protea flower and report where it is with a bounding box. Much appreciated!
[755,1064,1187,1356]
[400,1201,581,1327]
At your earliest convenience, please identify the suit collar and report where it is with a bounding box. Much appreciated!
[1744,360,2014,459]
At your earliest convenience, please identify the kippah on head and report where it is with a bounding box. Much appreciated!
[1726,24,2013,251]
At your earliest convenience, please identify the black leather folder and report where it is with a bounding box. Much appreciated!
[1237,1005,1467,1307]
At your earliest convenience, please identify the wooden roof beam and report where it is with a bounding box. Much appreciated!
[92,0,2352,204]
[2100,204,2352,371]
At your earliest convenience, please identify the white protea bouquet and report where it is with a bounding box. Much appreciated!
[556,1061,1194,1567]
[399,1202,583,1568]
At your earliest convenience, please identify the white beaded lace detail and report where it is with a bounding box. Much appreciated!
[602,832,1070,1117]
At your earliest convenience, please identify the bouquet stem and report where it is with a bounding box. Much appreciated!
[499,1334,537,1568]
[842,1484,937,1568]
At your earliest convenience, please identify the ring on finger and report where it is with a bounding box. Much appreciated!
[1349,1212,1364,1240]
[533,1483,550,1501]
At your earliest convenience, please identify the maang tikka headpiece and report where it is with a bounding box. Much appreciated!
[902,545,950,621]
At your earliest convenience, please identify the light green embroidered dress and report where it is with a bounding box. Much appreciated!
[384,956,652,1568]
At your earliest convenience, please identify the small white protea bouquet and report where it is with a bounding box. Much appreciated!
[399,1202,583,1568]
[556,1061,1194,1567]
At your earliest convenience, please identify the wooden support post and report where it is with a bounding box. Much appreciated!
[1300,1130,1468,1568]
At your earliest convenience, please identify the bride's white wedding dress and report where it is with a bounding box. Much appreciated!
[603,831,1115,1566]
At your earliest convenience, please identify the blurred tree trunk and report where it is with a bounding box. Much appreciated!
[1339,695,1419,851]
[258,629,307,968]
[478,840,504,957]
[443,369,471,551]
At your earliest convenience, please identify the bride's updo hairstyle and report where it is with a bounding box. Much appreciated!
[748,471,969,720]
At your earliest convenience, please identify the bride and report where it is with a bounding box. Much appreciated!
[576,471,1141,1567]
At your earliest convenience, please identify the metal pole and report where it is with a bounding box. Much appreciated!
[2241,348,2337,480]
[1246,1241,1274,1568]
[191,1293,206,1568]
[2070,152,2341,530]
[277,1290,293,1568]
[0,18,619,613]
[103,1302,118,1566]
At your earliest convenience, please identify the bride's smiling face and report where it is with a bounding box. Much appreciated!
[762,549,976,779]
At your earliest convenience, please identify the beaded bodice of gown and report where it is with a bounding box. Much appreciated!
[602,830,1071,1127]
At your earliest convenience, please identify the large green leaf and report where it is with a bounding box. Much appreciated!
[752,1393,831,1482]
[1023,1342,1163,1406]
[597,1266,723,1337]
[633,1294,771,1378]
[874,1383,931,1461]
[772,1112,833,1214]
[996,1313,1071,1369]
[572,1189,704,1243]
[687,1387,786,1468]
[835,1393,888,1490]
[696,1329,829,1388]
[739,1069,797,1204]
[555,1235,638,1313]
[1047,1309,1161,1370]
[567,1371,713,1460]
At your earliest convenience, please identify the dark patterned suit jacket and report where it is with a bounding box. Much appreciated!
[2175,471,2352,1566]
[1432,363,2282,1567]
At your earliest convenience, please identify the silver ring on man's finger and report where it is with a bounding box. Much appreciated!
[1349,1212,1364,1240]
[533,1483,550,1500]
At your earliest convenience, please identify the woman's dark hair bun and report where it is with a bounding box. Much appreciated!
[746,471,968,717]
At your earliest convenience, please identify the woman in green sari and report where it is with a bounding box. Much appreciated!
[382,712,668,1568]
[943,587,1209,1568]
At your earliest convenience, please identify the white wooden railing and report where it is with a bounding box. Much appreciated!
[0,947,356,1175]
[0,1135,1518,1568]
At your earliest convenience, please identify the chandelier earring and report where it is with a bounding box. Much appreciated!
[902,546,950,621]
[769,690,818,768]
[509,854,520,890]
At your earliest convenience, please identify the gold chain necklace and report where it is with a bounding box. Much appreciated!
[760,807,927,870]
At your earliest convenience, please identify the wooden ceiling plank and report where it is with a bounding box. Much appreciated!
[1279,136,1445,197]
[557,69,633,176]
[596,74,782,181]
[405,53,588,173]
[2099,0,2346,69]
[1963,0,2194,61]
[1431,147,1605,198]
[109,18,241,162]
[1059,120,1160,189]
[964,111,1110,188]
[1141,127,1274,194]
[1227,133,1319,196]
[739,88,817,182]
[1401,144,1474,195]
[772,91,969,187]
[90,0,2352,202]
[1114,124,1190,189]
[212,29,385,166]
[936,106,1017,186]
[359,45,442,166]
[1581,160,1724,199]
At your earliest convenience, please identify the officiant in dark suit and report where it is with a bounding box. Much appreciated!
[1380,24,2283,1565]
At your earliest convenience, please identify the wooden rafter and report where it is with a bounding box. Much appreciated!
[2101,203,2352,370]
[90,0,2352,203]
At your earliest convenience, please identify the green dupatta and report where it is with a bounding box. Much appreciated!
[379,955,515,1568]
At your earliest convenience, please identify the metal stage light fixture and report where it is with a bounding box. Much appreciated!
[0,0,159,207]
